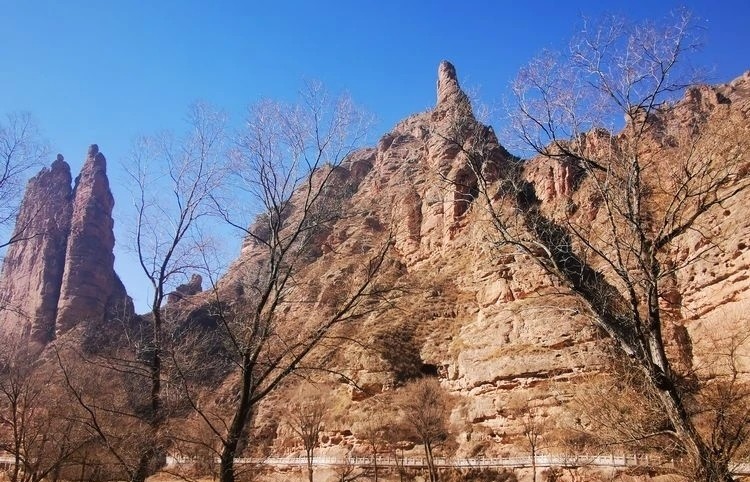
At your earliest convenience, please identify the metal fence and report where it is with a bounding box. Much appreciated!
[4,454,750,476]
[170,453,665,469]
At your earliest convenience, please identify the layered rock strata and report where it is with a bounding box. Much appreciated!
[230,62,750,457]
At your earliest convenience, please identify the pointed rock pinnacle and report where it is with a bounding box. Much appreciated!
[436,60,469,109]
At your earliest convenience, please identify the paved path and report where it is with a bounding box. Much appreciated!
[3,454,750,475]
[232,454,658,468]
[177,454,750,475]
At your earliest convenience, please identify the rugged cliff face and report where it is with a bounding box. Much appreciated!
[217,62,612,456]
[56,144,131,334]
[0,145,133,344]
[228,62,750,457]
[2,62,748,463]
[0,155,73,343]
[523,70,750,366]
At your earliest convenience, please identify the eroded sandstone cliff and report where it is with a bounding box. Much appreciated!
[226,62,750,459]
[3,62,748,466]
[0,145,133,344]
[210,62,612,457]
[0,155,73,343]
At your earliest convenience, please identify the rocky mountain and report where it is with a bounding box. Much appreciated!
[0,145,133,344]
[229,62,750,459]
[236,62,603,447]
[2,61,749,471]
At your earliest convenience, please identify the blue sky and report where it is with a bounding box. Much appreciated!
[2,0,749,311]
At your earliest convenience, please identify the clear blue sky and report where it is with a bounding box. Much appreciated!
[2,1,749,312]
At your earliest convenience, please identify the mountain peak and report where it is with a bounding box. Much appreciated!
[436,60,469,109]
[0,146,133,344]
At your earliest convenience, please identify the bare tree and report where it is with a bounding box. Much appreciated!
[55,103,229,482]
[55,339,164,482]
[123,101,228,482]
[129,102,228,316]
[355,418,387,482]
[382,420,412,482]
[518,407,547,482]
[0,337,88,482]
[397,378,452,482]
[570,354,677,456]
[690,324,750,474]
[286,388,326,482]
[570,326,750,476]
[0,112,47,247]
[181,83,394,482]
[333,454,364,482]
[446,11,749,481]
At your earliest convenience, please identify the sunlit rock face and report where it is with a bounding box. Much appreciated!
[217,61,605,455]
[56,144,132,335]
[436,60,469,109]
[3,61,750,460]
[230,64,750,457]
[0,146,132,344]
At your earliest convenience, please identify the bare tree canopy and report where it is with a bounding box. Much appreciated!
[127,101,229,306]
[0,112,47,247]
[124,101,228,482]
[167,83,395,482]
[0,336,89,482]
[286,388,326,482]
[54,103,230,482]
[509,10,703,157]
[397,378,452,482]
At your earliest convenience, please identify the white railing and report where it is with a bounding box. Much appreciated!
[169,453,665,469]
[4,453,750,475]
[166,454,750,474]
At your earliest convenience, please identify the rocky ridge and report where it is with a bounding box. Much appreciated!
[1,62,748,462]
[233,62,750,458]
[231,62,612,455]
[0,145,133,344]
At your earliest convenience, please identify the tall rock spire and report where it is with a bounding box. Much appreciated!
[0,155,73,343]
[436,60,470,110]
[56,144,123,334]
[0,145,133,344]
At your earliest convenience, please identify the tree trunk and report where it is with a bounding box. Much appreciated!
[424,442,437,482]
[132,301,165,482]
[78,453,88,482]
[653,381,733,481]
[131,446,154,482]
[695,458,735,482]
[218,446,235,482]
[11,453,20,482]
[306,448,314,482]
[219,406,251,482]
[395,449,405,482]
[219,355,254,482]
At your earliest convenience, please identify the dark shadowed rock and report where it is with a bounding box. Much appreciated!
[167,274,204,305]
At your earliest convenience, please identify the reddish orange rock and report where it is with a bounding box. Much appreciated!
[0,146,133,344]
